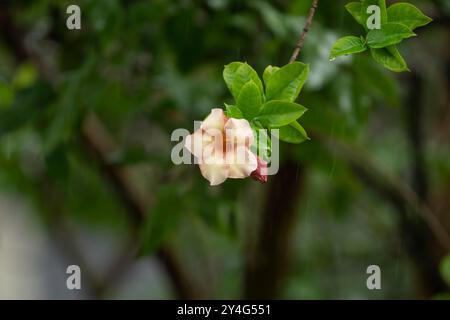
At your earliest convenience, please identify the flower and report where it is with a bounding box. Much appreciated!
[251,156,268,183]
[185,108,259,186]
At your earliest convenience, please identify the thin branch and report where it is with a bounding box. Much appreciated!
[289,0,319,63]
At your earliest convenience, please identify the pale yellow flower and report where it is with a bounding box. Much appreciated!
[185,108,258,186]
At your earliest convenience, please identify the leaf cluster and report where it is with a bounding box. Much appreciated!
[330,1,432,72]
[223,62,310,145]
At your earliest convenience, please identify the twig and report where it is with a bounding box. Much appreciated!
[289,0,319,63]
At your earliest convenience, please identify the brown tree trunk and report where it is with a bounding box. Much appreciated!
[245,161,305,299]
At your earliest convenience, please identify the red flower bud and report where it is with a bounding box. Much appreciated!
[251,156,268,183]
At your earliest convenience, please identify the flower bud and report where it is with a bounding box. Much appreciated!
[250,156,268,183]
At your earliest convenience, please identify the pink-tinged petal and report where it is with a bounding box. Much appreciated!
[201,108,226,132]
[226,148,257,179]
[250,156,268,183]
[224,118,254,147]
[199,153,229,186]
[202,127,225,155]
[184,129,211,159]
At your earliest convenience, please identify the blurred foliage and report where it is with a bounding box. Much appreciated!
[0,0,449,299]
[434,255,450,299]
[440,255,450,287]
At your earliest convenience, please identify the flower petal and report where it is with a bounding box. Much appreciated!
[184,129,211,159]
[201,108,227,132]
[224,118,254,147]
[199,152,229,186]
[226,148,258,179]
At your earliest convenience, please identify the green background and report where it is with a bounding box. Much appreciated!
[0,0,449,299]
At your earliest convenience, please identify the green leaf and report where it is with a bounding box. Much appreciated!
[387,3,433,31]
[361,0,388,31]
[378,0,388,24]
[265,62,309,102]
[224,103,243,119]
[370,45,409,72]
[345,2,365,27]
[256,100,307,128]
[236,81,263,119]
[440,255,450,287]
[223,62,263,101]
[290,121,309,138]
[330,36,367,60]
[263,65,280,86]
[367,22,415,48]
[251,122,271,161]
[278,121,309,144]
